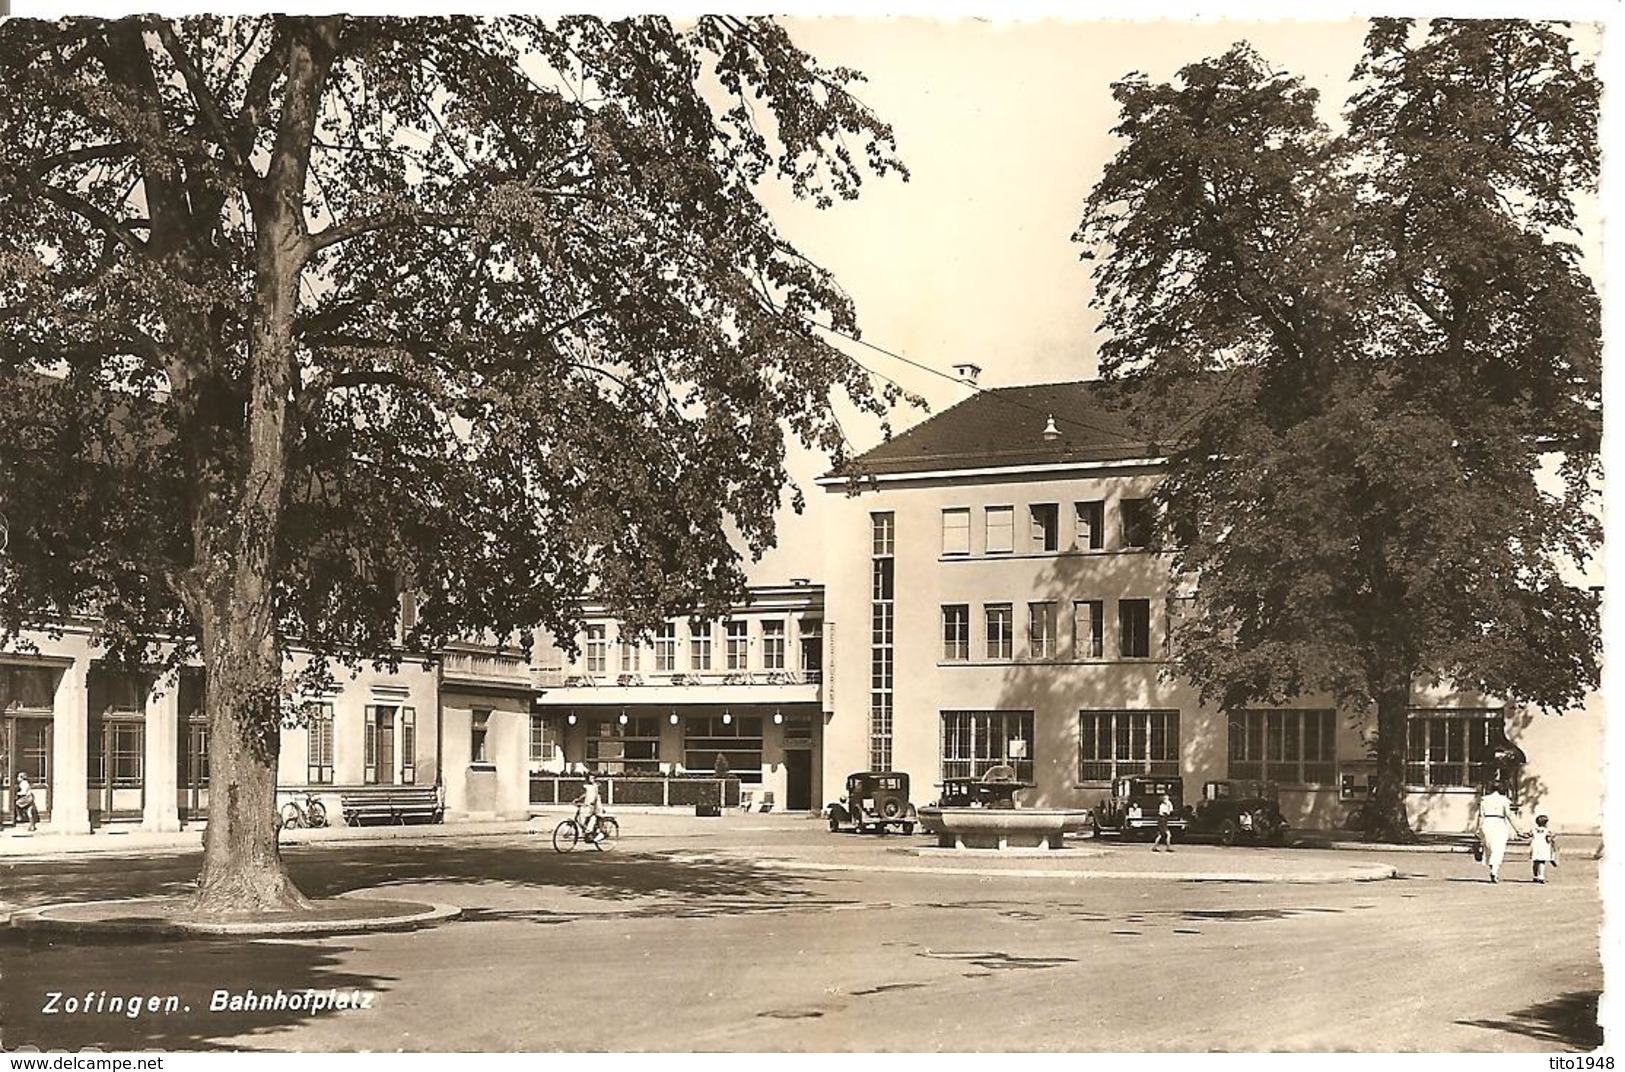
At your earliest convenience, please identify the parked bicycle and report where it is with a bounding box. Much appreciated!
[552,813,619,852]
[279,791,329,830]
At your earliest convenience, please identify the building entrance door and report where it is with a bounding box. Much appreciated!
[367,706,397,785]
[785,749,812,811]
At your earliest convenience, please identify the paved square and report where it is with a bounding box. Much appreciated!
[0,817,1602,1051]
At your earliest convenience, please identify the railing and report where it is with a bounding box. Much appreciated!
[441,650,532,685]
[533,668,821,689]
[529,774,742,809]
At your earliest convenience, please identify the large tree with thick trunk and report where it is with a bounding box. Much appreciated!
[0,16,906,911]
[1076,19,1599,840]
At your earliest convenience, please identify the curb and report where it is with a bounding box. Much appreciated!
[8,896,462,938]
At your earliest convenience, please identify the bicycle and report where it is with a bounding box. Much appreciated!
[552,813,619,852]
[279,791,329,830]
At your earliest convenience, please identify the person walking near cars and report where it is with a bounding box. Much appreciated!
[1477,779,1523,883]
[1529,814,1559,884]
[1152,791,1175,852]
[14,772,38,831]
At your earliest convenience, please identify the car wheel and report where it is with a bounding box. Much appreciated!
[902,822,915,836]
[1218,818,1238,847]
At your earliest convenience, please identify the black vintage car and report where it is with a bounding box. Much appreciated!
[1187,780,1289,846]
[826,771,918,834]
[1094,775,1185,841]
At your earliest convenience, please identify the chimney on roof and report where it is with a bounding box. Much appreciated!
[1042,415,1060,441]
[951,363,981,388]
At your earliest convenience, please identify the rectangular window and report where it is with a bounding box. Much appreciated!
[588,715,663,775]
[400,707,416,784]
[942,604,970,661]
[872,558,895,601]
[726,620,749,671]
[1075,500,1105,551]
[1030,503,1059,552]
[684,714,764,783]
[471,708,490,764]
[529,715,561,768]
[942,508,970,556]
[1121,497,1154,549]
[619,632,641,673]
[1118,599,1151,658]
[690,621,713,671]
[761,621,786,670]
[110,722,144,788]
[1405,709,1507,790]
[1072,600,1104,659]
[872,511,895,556]
[942,710,1035,783]
[306,702,335,784]
[655,623,677,672]
[1079,709,1180,782]
[1028,602,1057,660]
[800,618,823,675]
[1228,709,1336,784]
[985,506,1014,554]
[985,603,1013,660]
[584,625,607,674]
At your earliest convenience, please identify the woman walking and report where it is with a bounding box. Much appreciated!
[1477,780,1524,883]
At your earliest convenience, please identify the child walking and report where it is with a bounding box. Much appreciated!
[1530,814,1558,883]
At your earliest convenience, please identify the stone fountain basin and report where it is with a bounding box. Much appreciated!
[918,806,1094,850]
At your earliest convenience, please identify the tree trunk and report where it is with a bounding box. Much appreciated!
[1366,685,1418,843]
[193,618,310,914]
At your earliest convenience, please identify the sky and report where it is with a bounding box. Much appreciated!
[744,14,1605,582]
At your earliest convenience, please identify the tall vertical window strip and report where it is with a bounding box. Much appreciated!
[1073,600,1104,659]
[985,506,1014,553]
[1076,500,1104,550]
[1228,709,1336,784]
[1028,602,1056,659]
[942,508,970,556]
[941,710,1035,782]
[870,512,896,771]
[985,604,1013,660]
[585,624,607,673]
[726,620,749,670]
[1078,709,1180,781]
[1118,599,1151,658]
[655,623,677,672]
[761,621,786,670]
[620,633,640,673]
[942,604,970,661]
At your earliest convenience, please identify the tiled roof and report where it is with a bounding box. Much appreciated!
[830,380,1153,478]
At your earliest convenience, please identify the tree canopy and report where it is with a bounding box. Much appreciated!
[1076,19,1599,835]
[0,14,906,909]
[0,15,908,666]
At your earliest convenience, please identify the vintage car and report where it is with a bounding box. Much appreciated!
[935,765,1029,809]
[1186,780,1289,846]
[1093,775,1186,842]
[826,771,918,834]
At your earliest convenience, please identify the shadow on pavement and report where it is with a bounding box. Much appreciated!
[1457,990,1603,1049]
[289,842,828,906]
[0,932,390,1052]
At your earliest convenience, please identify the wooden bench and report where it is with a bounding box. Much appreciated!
[340,787,443,827]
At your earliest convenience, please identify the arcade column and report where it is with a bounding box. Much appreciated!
[143,675,181,831]
[50,661,91,833]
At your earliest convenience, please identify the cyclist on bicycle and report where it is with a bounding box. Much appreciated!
[573,771,604,843]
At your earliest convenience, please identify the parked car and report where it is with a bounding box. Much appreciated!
[1187,780,1288,846]
[826,771,918,834]
[935,765,1029,809]
[1094,775,1185,842]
